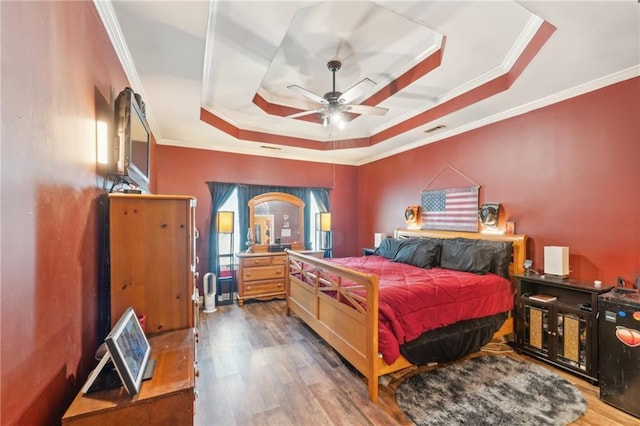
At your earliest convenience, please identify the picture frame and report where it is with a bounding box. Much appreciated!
[505,221,515,235]
[82,307,151,395]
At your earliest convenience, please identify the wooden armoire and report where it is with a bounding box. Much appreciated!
[63,193,198,424]
[108,193,197,334]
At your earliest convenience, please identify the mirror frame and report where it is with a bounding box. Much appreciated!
[248,192,305,252]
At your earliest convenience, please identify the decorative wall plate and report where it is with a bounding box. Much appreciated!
[404,205,420,227]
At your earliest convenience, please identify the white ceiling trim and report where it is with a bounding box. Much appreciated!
[502,15,545,69]
[423,15,545,112]
[93,0,162,143]
[201,0,218,107]
[355,66,640,166]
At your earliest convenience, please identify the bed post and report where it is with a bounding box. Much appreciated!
[367,276,379,403]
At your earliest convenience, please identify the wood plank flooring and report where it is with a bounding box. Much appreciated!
[195,301,638,425]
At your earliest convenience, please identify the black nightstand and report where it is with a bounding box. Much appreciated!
[362,247,376,256]
[514,274,614,384]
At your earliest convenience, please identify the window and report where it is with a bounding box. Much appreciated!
[310,191,322,250]
[218,188,240,256]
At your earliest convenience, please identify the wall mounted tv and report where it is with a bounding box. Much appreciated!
[114,87,150,191]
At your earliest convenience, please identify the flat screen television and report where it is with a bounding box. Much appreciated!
[114,87,150,191]
[82,306,152,395]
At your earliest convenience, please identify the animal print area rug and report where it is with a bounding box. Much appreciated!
[396,355,587,426]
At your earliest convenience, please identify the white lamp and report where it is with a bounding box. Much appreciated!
[374,233,386,247]
[544,246,569,277]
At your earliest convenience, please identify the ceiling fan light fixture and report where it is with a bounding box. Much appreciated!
[286,60,388,126]
[322,108,345,130]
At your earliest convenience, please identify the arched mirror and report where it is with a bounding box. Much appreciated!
[248,192,305,251]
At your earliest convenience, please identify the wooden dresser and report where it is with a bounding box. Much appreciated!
[62,329,196,425]
[64,193,200,424]
[236,251,288,306]
[236,250,324,306]
[108,194,197,334]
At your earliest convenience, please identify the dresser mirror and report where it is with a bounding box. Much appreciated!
[248,192,305,251]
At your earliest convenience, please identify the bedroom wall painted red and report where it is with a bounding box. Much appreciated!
[154,146,358,291]
[357,77,640,286]
[1,2,130,423]
[11,2,634,424]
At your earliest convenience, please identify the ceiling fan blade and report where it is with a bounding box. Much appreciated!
[338,78,376,105]
[287,85,328,105]
[344,104,389,116]
[284,108,324,119]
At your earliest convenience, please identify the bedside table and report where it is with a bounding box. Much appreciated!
[362,248,376,256]
[513,274,613,384]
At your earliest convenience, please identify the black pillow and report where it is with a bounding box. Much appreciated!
[484,241,513,278]
[374,238,405,259]
[440,240,495,274]
[453,238,513,279]
[392,238,442,269]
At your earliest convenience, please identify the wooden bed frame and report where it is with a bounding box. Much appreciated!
[285,228,528,403]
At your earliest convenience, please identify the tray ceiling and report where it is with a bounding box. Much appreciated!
[97,1,639,165]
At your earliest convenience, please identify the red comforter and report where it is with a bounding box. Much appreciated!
[328,255,515,364]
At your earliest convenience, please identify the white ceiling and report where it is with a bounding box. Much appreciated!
[97,1,639,165]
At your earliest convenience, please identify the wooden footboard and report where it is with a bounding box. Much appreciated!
[285,230,527,403]
[286,250,388,403]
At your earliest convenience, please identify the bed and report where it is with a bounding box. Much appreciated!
[285,228,528,403]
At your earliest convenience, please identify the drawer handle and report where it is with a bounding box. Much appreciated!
[247,286,251,291]
[253,260,261,264]
[275,270,282,275]
[246,272,252,277]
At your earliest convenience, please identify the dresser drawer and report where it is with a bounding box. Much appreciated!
[242,279,285,296]
[271,256,287,265]
[241,256,272,267]
[242,265,285,282]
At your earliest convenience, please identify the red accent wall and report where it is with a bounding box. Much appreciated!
[1,2,130,423]
[358,78,640,285]
[157,79,639,289]
[154,146,358,289]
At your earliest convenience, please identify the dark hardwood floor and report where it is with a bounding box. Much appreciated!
[195,300,638,425]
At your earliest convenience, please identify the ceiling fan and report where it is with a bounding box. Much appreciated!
[285,60,388,127]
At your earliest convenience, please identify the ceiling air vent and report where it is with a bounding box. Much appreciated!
[424,125,446,133]
[260,145,282,150]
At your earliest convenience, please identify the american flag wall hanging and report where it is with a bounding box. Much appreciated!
[420,186,479,232]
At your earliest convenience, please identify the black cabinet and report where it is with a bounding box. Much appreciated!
[514,274,613,384]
